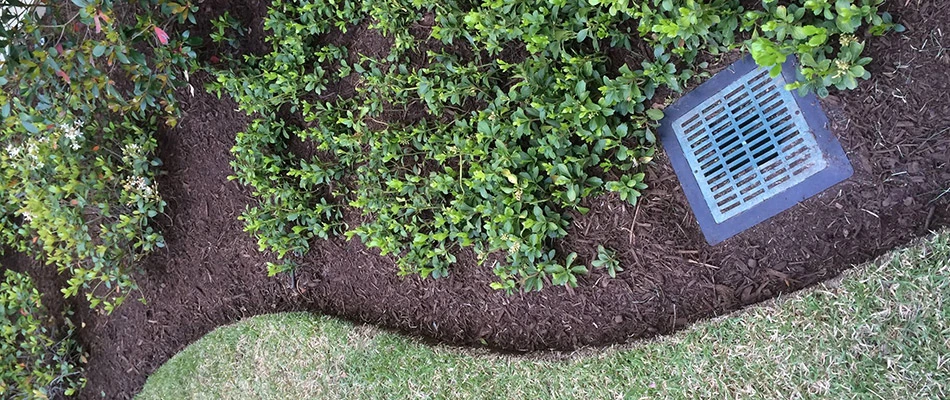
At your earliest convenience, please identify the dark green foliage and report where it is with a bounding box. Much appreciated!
[743,0,903,96]
[0,270,85,398]
[212,0,900,290]
[214,0,667,289]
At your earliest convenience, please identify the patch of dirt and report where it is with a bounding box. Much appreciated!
[3,0,946,398]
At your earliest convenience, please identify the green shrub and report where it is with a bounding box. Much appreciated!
[212,0,900,291]
[1,116,166,312]
[742,0,903,97]
[0,1,196,312]
[591,244,622,278]
[632,0,903,97]
[213,0,665,290]
[0,270,85,399]
[633,0,744,64]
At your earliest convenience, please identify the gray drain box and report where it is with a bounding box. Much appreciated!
[658,55,853,245]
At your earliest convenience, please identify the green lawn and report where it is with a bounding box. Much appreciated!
[138,230,950,399]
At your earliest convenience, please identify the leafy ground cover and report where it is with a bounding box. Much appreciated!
[138,230,950,399]
[214,0,901,290]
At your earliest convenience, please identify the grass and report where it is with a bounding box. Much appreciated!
[138,230,950,399]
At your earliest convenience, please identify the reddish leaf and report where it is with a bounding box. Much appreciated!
[210,55,220,64]
[94,14,101,33]
[56,69,71,84]
[153,26,170,45]
[55,43,64,55]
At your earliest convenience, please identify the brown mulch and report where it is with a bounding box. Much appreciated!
[2,0,947,398]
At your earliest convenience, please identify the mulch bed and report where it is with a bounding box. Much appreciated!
[2,0,947,398]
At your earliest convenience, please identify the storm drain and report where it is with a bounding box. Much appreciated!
[659,55,853,245]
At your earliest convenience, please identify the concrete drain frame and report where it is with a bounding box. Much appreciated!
[659,55,853,245]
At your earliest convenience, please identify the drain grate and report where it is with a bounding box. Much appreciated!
[675,68,827,223]
[659,55,852,245]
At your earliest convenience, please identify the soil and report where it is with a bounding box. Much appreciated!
[2,1,947,398]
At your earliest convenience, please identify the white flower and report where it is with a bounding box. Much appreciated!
[24,142,43,168]
[61,120,83,149]
[123,142,142,156]
[5,144,20,158]
[21,210,33,222]
[122,175,159,205]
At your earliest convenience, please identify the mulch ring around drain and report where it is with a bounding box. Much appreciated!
[3,0,947,398]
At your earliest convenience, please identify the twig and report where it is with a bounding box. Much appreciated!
[628,203,640,245]
[924,205,936,232]
[288,268,297,291]
[861,209,880,218]
[931,186,950,204]
[686,259,719,269]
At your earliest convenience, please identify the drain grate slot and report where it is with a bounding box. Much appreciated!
[659,55,853,245]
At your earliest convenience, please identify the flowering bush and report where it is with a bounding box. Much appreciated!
[0,0,195,312]
[1,116,166,313]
